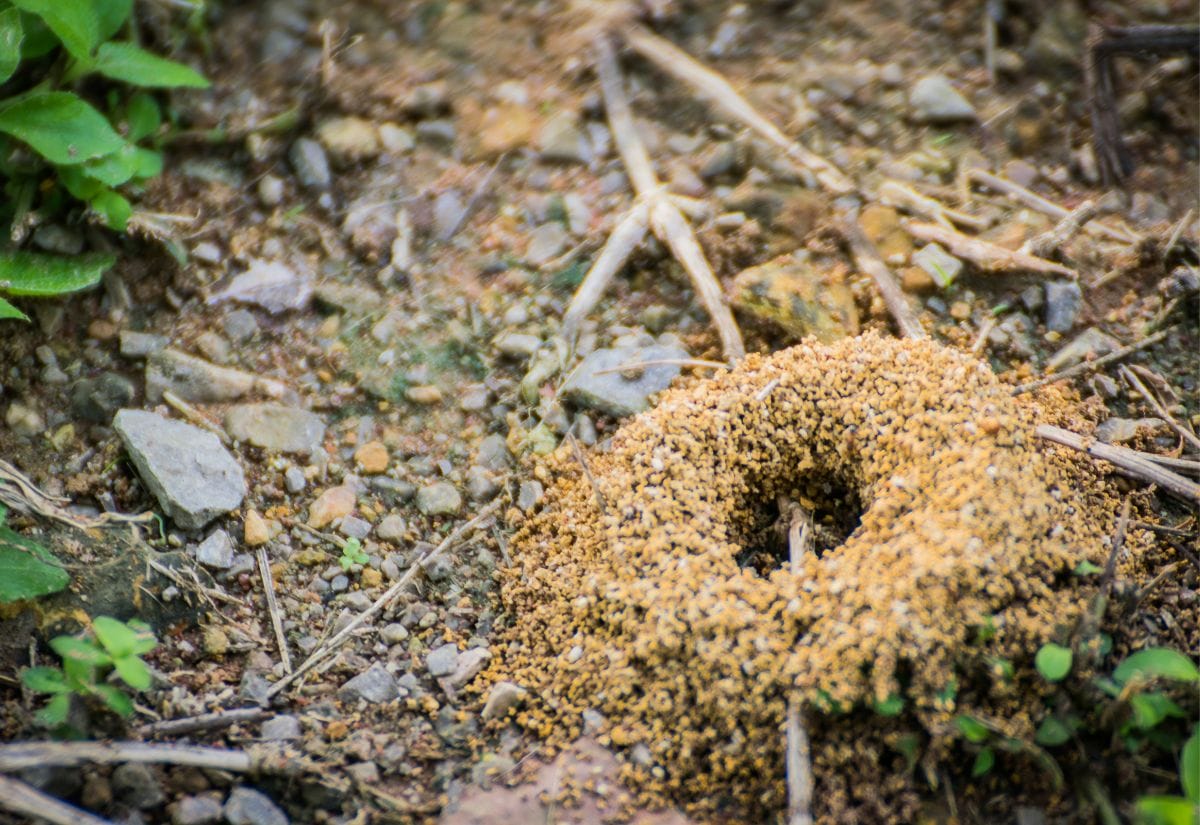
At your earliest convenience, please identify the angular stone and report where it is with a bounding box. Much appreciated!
[225,403,326,454]
[244,509,270,546]
[207,259,313,315]
[112,763,165,809]
[561,344,692,418]
[316,117,381,164]
[119,330,170,358]
[909,74,976,122]
[339,663,399,703]
[1044,280,1083,333]
[146,349,286,404]
[70,372,136,424]
[913,243,964,288]
[426,643,460,678]
[481,681,527,720]
[376,514,406,541]
[114,410,246,530]
[224,786,289,825]
[354,440,390,474]
[416,482,462,516]
[308,484,357,529]
[446,647,491,688]
[195,530,235,569]
[289,138,331,189]
[260,715,302,741]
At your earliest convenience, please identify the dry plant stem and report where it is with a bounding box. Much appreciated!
[1119,365,1200,454]
[620,24,854,195]
[162,390,230,444]
[257,546,292,674]
[591,358,729,376]
[1010,329,1170,395]
[878,180,988,231]
[904,220,1075,277]
[840,212,926,340]
[0,741,253,773]
[1036,424,1200,504]
[592,35,745,361]
[1023,200,1099,258]
[561,203,649,341]
[146,556,241,606]
[137,707,271,738]
[967,168,1137,244]
[0,773,114,825]
[266,499,503,699]
[781,499,814,825]
[567,431,607,517]
[1163,208,1193,255]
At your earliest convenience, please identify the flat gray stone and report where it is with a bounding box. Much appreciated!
[481,681,526,720]
[207,259,313,315]
[1046,327,1119,373]
[171,794,222,825]
[561,344,690,417]
[474,433,511,471]
[195,530,235,569]
[913,243,963,287]
[112,763,165,809]
[119,330,169,358]
[260,715,302,741]
[909,74,976,122]
[114,410,245,531]
[289,138,330,189]
[416,482,461,516]
[446,647,491,688]
[426,643,459,678]
[339,663,398,703]
[1044,280,1083,332]
[224,786,289,825]
[145,348,283,404]
[225,403,326,454]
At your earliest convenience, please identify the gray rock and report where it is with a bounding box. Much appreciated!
[371,477,415,504]
[114,410,246,530]
[330,574,349,592]
[537,110,589,164]
[145,348,283,404]
[284,466,306,493]
[341,591,373,610]
[494,331,542,359]
[239,672,272,706]
[1024,0,1085,76]
[119,330,169,358]
[517,480,543,511]
[561,343,690,417]
[426,643,459,678]
[315,117,381,164]
[1046,327,1120,373]
[224,786,289,825]
[225,404,326,454]
[339,514,371,539]
[433,190,466,241]
[481,681,526,720]
[380,623,409,644]
[32,224,84,256]
[909,74,976,122]
[195,530,235,569]
[196,331,232,365]
[171,794,223,825]
[70,372,136,424]
[416,119,456,143]
[289,138,331,189]
[912,243,963,287]
[112,763,165,809]
[445,647,491,688]
[475,433,511,470]
[1095,417,1164,445]
[345,762,379,784]
[257,175,285,207]
[524,222,569,267]
[466,466,500,502]
[223,310,259,343]
[416,482,461,516]
[260,715,302,741]
[339,663,399,703]
[421,554,453,582]
[208,260,313,315]
[376,514,406,541]
[313,283,384,316]
[1044,281,1083,332]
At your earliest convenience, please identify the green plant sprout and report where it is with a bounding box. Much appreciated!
[339,537,369,572]
[21,615,158,728]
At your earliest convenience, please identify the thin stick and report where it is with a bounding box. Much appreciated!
[879,180,988,231]
[591,358,729,376]
[840,212,925,340]
[754,377,780,402]
[560,203,649,342]
[0,773,114,825]
[0,741,254,773]
[266,499,503,699]
[972,317,996,355]
[566,431,607,517]
[593,34,745,361]
[905,220,1075,277]
[1022,199,1099,258]
[257,545,292,675]
[1119,365,1200,454]
[137,707,271,738]
[967,168,1137,244]
[1163,208,1194,255]
[781,497,814,825]
[1036,424,1200,503]
[1011,329,1169,394]
[621,24,854,195]
[440,156,505,242]
[162,390,230,444]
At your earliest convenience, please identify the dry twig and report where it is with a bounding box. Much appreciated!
[591,358,729,376]
[879,180,988,231]
[780,497,815,825]
[0,741,254,773]
[1119,365,1200,454]
[1036,424,1200,504]
[136,707,271,738]
[840,212,925,340]
[0,773,113,825]
[1010,329,1169,395]
[904,220,1075,277]
[257,545,292,675]
[966,168,1136,244]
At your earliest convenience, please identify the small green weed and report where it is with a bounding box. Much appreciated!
[338,537,368,572]
[21,615,158,729]
[0,503,68,603]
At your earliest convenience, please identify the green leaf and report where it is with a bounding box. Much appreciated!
[972,747,995,777]
[36,693,71,727]
[21,666,71,694]
[894,733,920,772]
[92,616,138,658]
[95,0,132,41]
[124,93,161,142]
[49,636,111,667]
[0,521,69,602]
[1035,717,1072,747]
[58,165,105,200]
[10,0,99,60]
[90,188,131,230]
[985,656,1014,681]
[1115,649,1200,686]
[1073,560,1103,576]
[955,715,990,744]
[123,619,157,656]
[132,147,162,180]
[0,250,113,296]
[1134,796,1198,825]
[0,8,24,84]
[91,683,133,716]
[61,655,94,688]
[113,654,150,690]
[92,42,208,88]
[0,296,28,321]
[1131,692,1185,730]
[0,91,124,164]
[1182,730,1198,803]
[872,694,905,717]
[17,11,56,59]
[1035,643,1073,682]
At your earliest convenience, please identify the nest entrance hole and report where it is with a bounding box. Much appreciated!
[736,478,864,576]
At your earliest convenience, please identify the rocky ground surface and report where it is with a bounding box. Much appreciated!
[0,0,1197,823]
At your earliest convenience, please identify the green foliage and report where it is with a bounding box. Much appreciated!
[1034,643,1073,682]
[338,537,368,572]
[1114,649,1200,687]
[21,615,157,729]
[0,0,208,321]
[0,249,114,319]
[0,504,68,602]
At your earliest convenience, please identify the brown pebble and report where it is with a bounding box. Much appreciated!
[308,484,356,528]
[87,319,118,341]
[354,440,390,474]
[244,509,270,546]
[406,385,443,404]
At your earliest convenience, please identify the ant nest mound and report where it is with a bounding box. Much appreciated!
[493,332,1116,821]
